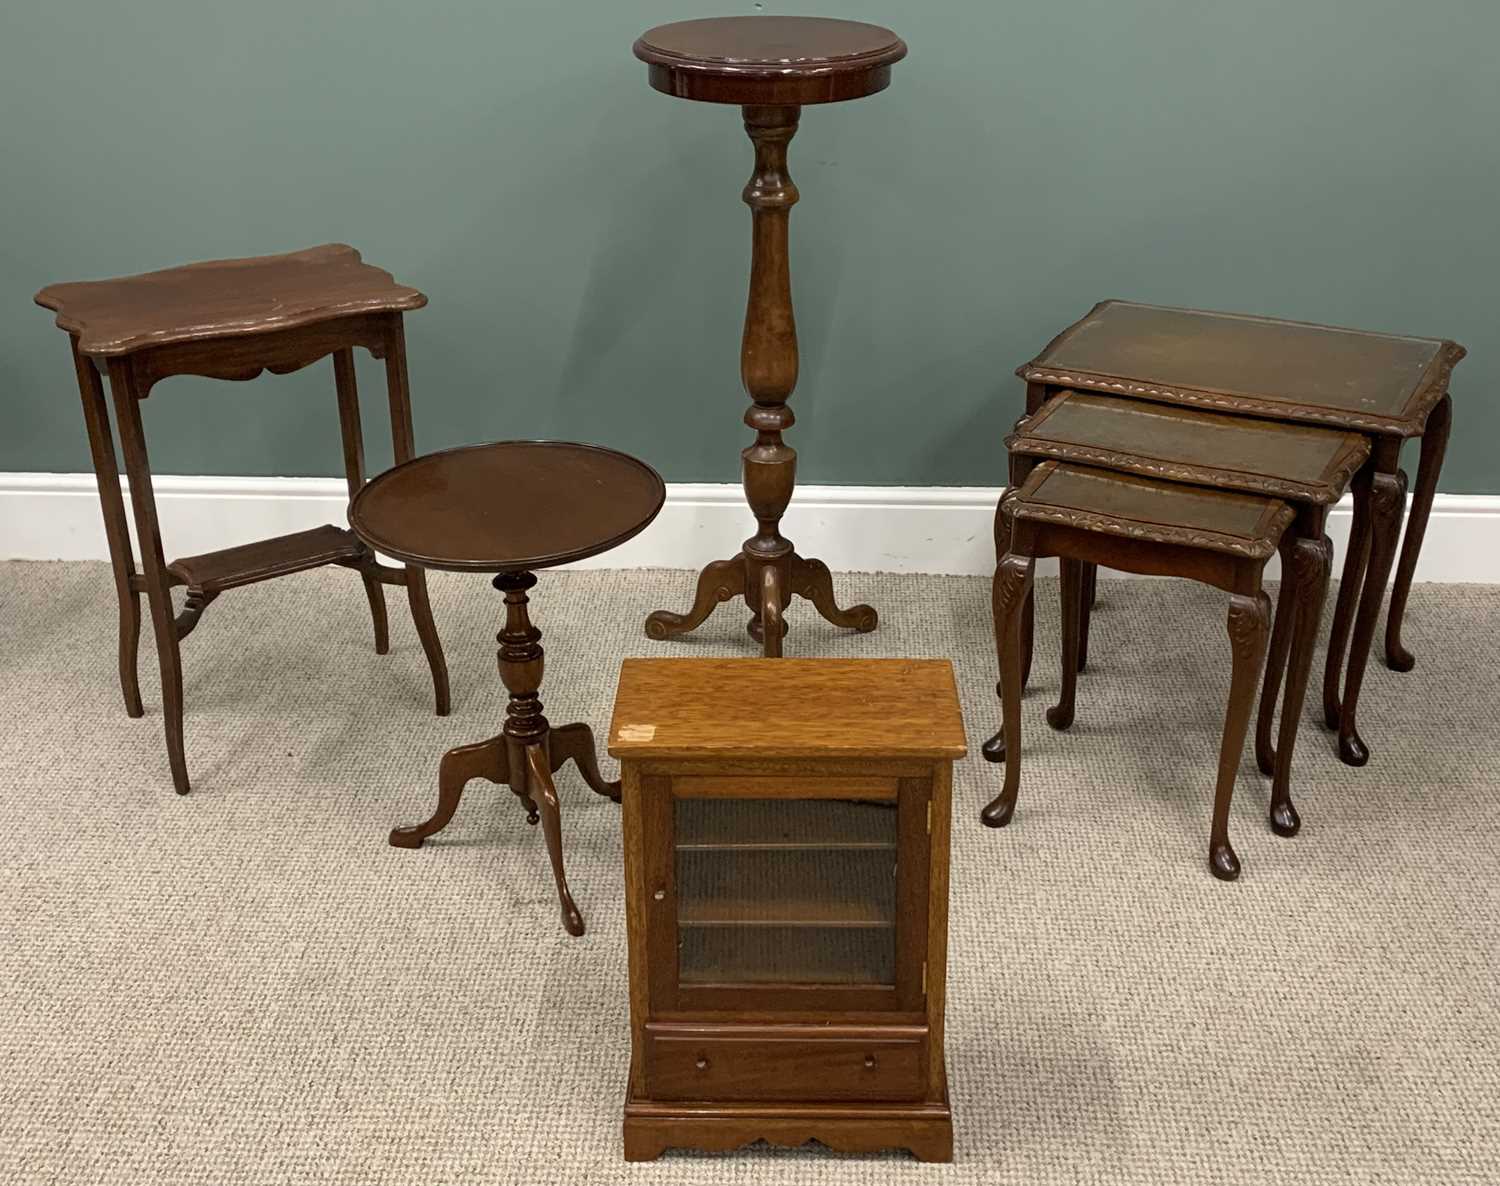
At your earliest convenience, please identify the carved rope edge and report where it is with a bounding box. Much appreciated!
[1013,502,1290,561]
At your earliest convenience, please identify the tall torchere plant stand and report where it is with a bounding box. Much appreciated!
[34,245,452,795]
[350,440,666,936]
[633,17,906,656]
[1019,300,1465,767]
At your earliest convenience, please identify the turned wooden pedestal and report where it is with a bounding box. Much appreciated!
[34,245,451,794]
[349,440,665,935]
[633,17,906,656]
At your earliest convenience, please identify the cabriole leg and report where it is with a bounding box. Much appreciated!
[1337,470,1406,766]
[982,553,1035,827]
[1270,536,1332,837]
[1386,394,1450,671]
[1212,592,1270,881]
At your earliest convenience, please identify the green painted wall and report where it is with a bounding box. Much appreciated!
[3,2,1495,489]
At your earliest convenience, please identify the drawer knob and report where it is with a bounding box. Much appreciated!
[695,1056,710,1071]
[653,889,666,901]
[864,1054,877,1069]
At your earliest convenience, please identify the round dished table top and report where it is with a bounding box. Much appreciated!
[634,16,906,106]
[349,441,665,573]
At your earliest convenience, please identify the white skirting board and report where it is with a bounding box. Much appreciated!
[2,473,1498,582]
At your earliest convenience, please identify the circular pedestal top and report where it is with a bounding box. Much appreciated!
[634,16,906,106]
[350,441,665,573]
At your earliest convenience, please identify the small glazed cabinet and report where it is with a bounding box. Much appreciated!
[608,659,965,1162]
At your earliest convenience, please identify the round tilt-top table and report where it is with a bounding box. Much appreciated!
[350,440,665,935]
[633,16,906,656]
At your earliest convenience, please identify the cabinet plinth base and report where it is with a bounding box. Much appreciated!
[622,1081,953,1163]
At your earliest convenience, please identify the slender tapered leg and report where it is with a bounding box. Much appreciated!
[789,555,877,632]
[1047,558,1082,730]
[404,569,450,716]
[550,721,621,802]
[982,553,1035,827]
[1386,394,1450,672]
[359,567,390,654]
[525,744,584,936]
[645,557,748,640]
[1076,562,1094,673]
[389,734,508,847]
[1270,536,1332,838]
[332,348,390,654]
[382,317,450,714]
[1255,538,1299,776]
[1337,470,1407,766]
[73,341,143,718]
[1211,592,1271,881]
[107,360,189,794]
[1323,467,1371,729]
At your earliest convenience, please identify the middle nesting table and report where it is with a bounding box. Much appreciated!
[991,390,1369,826]
[350,441,665,936]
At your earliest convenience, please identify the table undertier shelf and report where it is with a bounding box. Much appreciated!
[168,525,366,593]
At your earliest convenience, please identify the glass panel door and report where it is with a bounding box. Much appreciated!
[673,797,899,989]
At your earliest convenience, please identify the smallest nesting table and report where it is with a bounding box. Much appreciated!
[350,440,665,935]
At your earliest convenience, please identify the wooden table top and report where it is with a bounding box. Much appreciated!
[634,16,905,106]
[608,659,966,761]
[1021,300,1465,437]
[349,441,664,573]
[1010,390,1369,504]
[1014,461,1293,561]
[35,244,425,358]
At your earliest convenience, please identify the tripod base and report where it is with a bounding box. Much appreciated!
[644,549,876,658]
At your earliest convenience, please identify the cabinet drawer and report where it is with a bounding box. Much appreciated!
[644,1026,926,1102]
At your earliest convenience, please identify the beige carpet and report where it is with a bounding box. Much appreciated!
[2,560,1496,1184]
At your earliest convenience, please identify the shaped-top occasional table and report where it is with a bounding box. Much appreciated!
[35,244,451,795]
[633,16,906,656]
[350,440,665,936]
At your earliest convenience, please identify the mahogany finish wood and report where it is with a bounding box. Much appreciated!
[992,389,1354,789]
[984,462,1309,881]
[634,16,905,106]
[352,441,665,937]
[610,658,960,1162]
[634,18,904,656]
[1009,389,1370,504]
[1021,301,1465,766]
[34,246,450,794]
[36,244,427,356]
